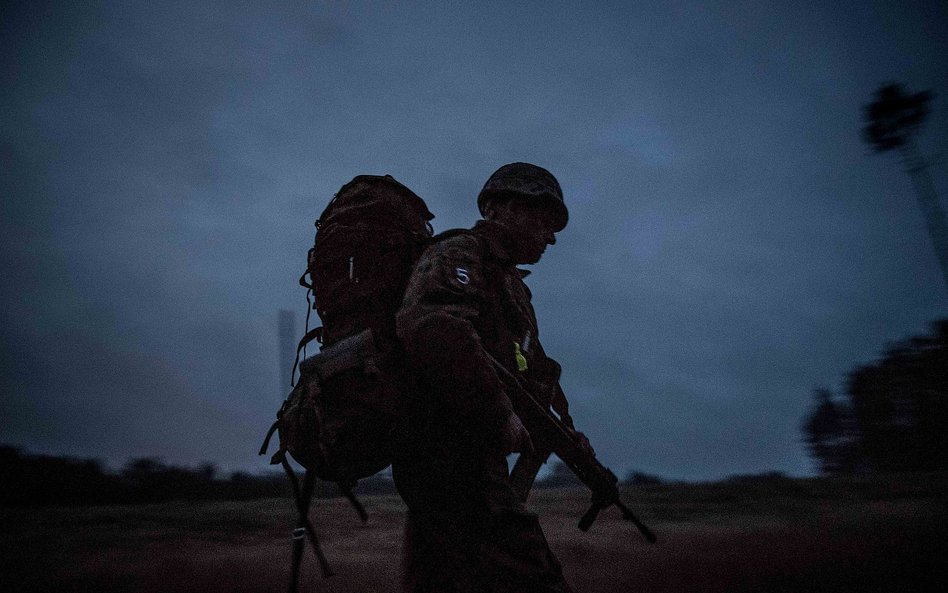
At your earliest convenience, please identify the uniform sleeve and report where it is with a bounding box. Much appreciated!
[395,235,514,431]
[527,345,575,429]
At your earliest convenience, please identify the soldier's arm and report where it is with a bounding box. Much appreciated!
[527,337,576,429]
[511,353,594,500]
[542,364,594,455]
[395,235,514,433]
[526,342,594,456]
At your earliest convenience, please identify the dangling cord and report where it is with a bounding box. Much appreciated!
[291,286,314,388]
[303,286,313,360]
[299,469,332,576]
[338,483,368,523]
[285,459,307,593]
[282,458,333,588]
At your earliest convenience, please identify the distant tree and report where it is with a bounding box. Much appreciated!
[801,388,859,473]
[123,456,170,477]
[0,446,293,506]
[624,470,664,486]
[862,82,948,295]
[847,320,948,472]
[198,462,218,481]
[0,446,117,506]
[803,320,948,473]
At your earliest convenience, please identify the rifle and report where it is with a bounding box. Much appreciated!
[488,355,657,544]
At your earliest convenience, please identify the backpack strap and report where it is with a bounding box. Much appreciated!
[291,325,323,386]
[259,419,280,458]
[299,268,313,290]
[281,458,333,591]
[337,481,369,523]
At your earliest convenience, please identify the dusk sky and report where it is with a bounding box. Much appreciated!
[2,0,946,482]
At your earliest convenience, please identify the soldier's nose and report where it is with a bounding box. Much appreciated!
[545,231,556,246]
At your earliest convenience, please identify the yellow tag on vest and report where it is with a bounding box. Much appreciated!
[514,342,528,372]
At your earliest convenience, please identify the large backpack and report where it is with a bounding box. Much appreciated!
[259,174,433,586]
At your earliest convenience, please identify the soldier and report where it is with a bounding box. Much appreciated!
[392,163,581,593]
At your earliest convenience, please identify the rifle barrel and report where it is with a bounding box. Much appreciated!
[616,500,658,543]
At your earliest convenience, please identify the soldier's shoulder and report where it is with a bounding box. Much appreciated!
[407,229,488,288]
[421,229,484,261]
[431,228,479,248]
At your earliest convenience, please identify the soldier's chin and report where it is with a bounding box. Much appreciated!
[518,249,544,265]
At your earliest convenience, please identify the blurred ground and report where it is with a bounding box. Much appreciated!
[2,472,946,592]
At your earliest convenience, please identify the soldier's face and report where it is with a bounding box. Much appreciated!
[491,199,558,264]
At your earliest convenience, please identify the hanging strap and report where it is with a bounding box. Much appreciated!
[259,420,280,457]
[299,243,316,289]
[292,253,317,387]
[281,458,333,593]
[338,483,368,523]
[291,325,323,387]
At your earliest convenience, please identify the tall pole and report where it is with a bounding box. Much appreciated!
[900,139,948,293]
[862,82,947,298]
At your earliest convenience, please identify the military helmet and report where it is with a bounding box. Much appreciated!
[477,162,568,232]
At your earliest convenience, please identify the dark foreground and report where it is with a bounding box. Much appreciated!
[2,472,946,593]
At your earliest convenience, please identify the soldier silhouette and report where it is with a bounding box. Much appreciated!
[393,163,582,593]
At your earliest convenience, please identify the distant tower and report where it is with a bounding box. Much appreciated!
[862,83,948,296]
[278,309,296,397]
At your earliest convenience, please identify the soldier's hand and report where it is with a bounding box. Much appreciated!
[502,412,535,455]
[572,429,595,458]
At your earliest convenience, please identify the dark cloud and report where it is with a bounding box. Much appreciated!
[2,0,946,479]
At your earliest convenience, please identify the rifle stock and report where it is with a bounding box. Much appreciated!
[488,355,657,544]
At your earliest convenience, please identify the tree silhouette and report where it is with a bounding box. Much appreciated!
[862,83,948,295]
[802,320,948,473]
[0,447,296,506]
[801,388,858,474]
[847,320,948,472]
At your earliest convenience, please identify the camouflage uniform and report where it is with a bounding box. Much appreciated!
[392,218,574,593]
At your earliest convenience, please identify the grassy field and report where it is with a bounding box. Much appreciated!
[2,472,946,593]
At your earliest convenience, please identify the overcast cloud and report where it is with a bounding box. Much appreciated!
[2,0,946,480]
